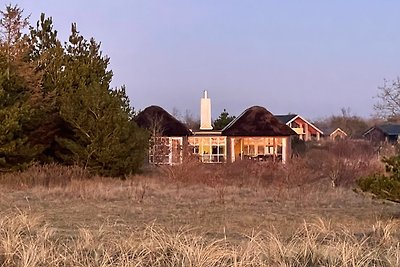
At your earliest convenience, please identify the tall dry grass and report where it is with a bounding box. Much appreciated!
[0,211,399,267]
[0,140,397,266]
[0,140,383,205]
[0,141,381,189]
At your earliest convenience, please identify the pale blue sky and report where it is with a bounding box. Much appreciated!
[9,1,400,120]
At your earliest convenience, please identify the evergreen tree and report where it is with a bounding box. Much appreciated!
[28,13,69,162]
[57,83,148,176]
[213,109,236,130]
[53,24,148,176]
[0,5,42,170]
[0,5,149,175]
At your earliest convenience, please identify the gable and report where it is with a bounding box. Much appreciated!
[330,128,348,137]
[292,116,324,135]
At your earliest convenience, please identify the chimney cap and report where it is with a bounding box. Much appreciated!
[203,90,208,99]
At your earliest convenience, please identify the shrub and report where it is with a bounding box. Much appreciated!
[305,140,380,187]
[358,156,400,202]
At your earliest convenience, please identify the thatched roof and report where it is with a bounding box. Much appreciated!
[222,106,296,136]
[135,105,192,136]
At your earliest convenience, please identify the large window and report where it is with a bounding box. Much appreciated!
[149,137,183,165]
[189,136,226,163]
[240,137,283,161]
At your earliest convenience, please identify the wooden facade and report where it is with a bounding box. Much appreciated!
[363,124,400,144]
[276,114,323,141]
[329,128,348,141]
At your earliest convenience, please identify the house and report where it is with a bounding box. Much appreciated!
[327,128,348,141]
[134,105,192,165]
[188,91,296,163]
[137,91,297,165]
[276,114,324,141]
[188,106,296,163]
[221,106,296,163]
[363,124,400,144]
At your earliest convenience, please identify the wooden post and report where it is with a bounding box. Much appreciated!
[231,138,235,162]
[282,137,288,163]
[305,123,309,141]
[273,137,276,162]
[240,138,243,160]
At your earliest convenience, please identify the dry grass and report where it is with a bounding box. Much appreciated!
[0,143,398,266]
[0,211,399,266]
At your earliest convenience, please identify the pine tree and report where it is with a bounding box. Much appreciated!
[213,109,236,130]
[54,24,148,176]
[27,13,68,162]
[0,5,42,170]
[0,6,149,174]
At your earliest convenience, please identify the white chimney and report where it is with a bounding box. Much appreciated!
[200,90,213,130]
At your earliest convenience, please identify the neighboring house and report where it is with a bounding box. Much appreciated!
[363,124,400,144]
[328,128,348,141]
[276,114,324,141]
[135,105,192,165]
[137,91,296,165]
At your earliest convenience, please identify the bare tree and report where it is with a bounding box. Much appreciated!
[183,109,199,131]
[374,78,400,120]
[146,114,171,164]
[314,108,369,138]
[171,107,181,120]
[147,113,165,138]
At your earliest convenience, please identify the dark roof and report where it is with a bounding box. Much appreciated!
[276,114,324,134]
[135,105,192,136]
[320,127,337,136]
[376,124,400,135]
[222,106,297,136]
[275,114,297,124]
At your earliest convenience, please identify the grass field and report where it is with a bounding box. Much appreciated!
[0,163,399,266]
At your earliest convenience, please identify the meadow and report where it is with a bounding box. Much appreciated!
[0,142,399,266]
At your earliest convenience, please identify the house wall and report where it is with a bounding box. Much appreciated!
[330,131,347,140]
[364,128,386,143]
[291,118,320,141]
[363,128,400,144]
[150,135,292,165]
[149,137,183,165]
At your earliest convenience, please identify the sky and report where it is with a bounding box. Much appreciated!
[8,0,400,120]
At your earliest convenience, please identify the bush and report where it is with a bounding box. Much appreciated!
[358,156,400,202]
[304,140,380,187]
